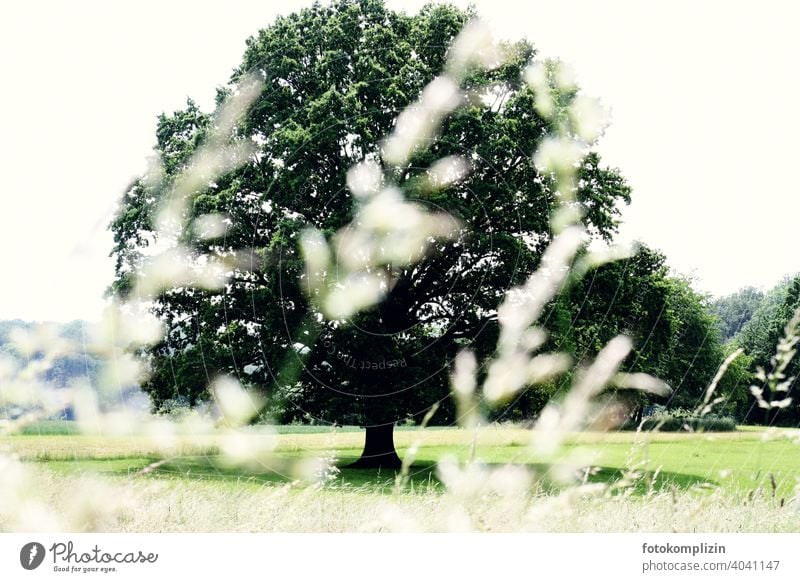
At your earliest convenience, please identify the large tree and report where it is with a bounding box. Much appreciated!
[110,0,633,467]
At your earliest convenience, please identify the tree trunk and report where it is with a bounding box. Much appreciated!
[348,423,402,469]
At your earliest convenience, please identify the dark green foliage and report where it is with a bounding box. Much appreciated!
[712,286,764,341]
[736,276,799,366]
[736,275,800,424]
[501,245,738,420]
[109,0,635,426]
[654,277,731,410]
[713,345,754,420]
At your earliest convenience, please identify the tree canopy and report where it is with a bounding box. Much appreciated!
[110,0,632,425]
[545,246,738,416]
[109,0,748,465]
[735,275,800,423]
[712,286,764,341]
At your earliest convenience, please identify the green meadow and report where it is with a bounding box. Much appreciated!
[6,423,800,497]
[4,423,800,532]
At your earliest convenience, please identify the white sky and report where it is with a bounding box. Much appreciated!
[1,0,798,322]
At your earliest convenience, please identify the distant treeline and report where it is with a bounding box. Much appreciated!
[0,320,102,388]
[713,275,800,424]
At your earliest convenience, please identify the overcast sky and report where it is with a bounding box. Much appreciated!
[1,0,798,322]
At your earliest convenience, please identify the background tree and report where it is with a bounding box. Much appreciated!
[654,276,732,409]
[503,246,737,421]
[0,320,106,421]
[0,320,101,390]
[111,0,640,467]
[736,275,800,424]
[712,286,764,341]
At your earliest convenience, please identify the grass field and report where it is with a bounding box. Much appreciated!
[3,423,800,532]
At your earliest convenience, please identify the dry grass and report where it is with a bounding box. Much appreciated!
[3,425,800,534]
[9,466,798,533]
